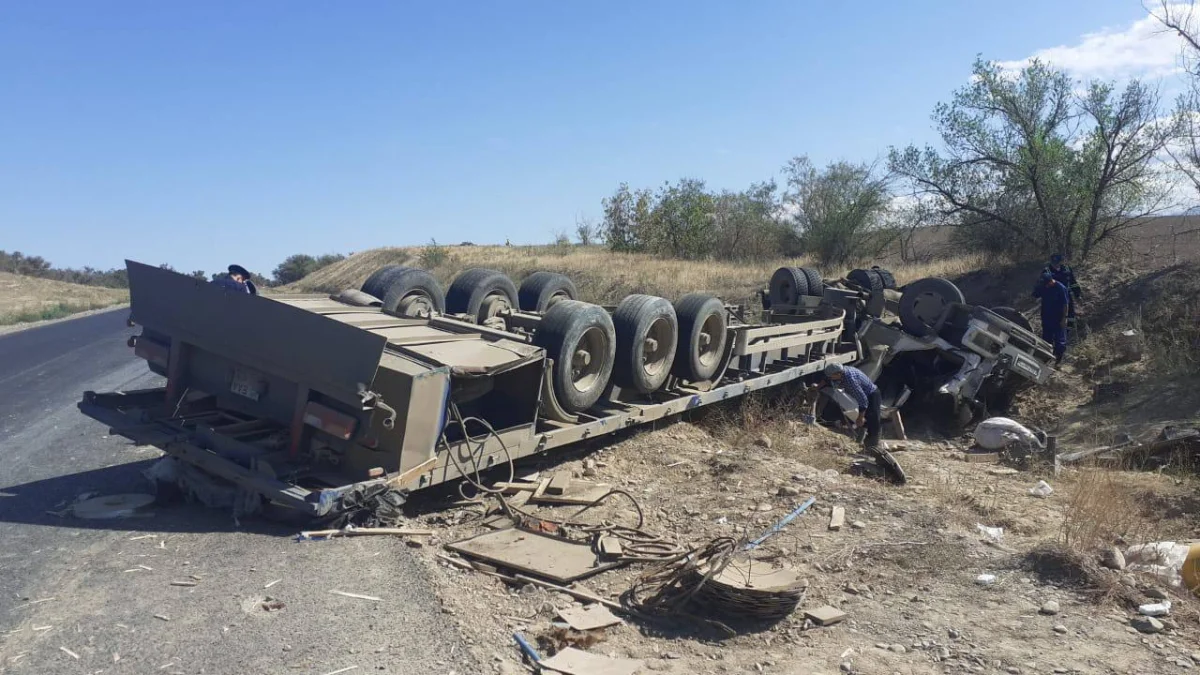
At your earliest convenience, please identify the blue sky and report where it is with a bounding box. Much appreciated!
[0,1,1173,276]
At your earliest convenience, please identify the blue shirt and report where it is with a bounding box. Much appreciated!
[836,366,877,411]
[1032,280,1069,322]
[211,276,251,294]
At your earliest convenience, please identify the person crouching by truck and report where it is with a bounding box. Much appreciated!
[1032,271,1069,364]
[814,363,906,484]
[210,264,258,295]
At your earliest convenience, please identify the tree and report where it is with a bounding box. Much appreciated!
[574,215,599,246]
[271,253,346,285]
[889,58,1173,261]
[601,183,654,252]
[1152,1,1200,201]
[782,156,895,267]
[190,270,207,281]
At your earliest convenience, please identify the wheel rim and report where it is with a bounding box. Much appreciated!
[697,313,723,367]
[397,293,435,318]
[479,293,512,321]
[571,326,609,393]
[641,317,673,378]
[776,281,795,305]
[910,292,948,327]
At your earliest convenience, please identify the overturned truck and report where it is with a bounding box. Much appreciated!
[79,261,1054,520]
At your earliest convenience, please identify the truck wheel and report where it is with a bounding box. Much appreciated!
[518,271,577,312]
[768,267,809,306]
[612,294,678,393]
[847,268,884,294]
[899,277,965,337]
[801,267,824,298]
[361,265,410,300]
[871,266,897,290]
[990,306,1033,332]
[380,269,445,318]
[672,294,728,381]
[534,300,616,413]
[446,268,519,323]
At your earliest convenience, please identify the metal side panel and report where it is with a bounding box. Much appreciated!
[126,261,388,406]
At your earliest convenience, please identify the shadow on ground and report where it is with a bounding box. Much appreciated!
[0,458,297,537]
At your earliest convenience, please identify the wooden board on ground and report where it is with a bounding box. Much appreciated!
[557,604,623,631]
[532,479,613,506]
[539,647,643,675]
[829,506,845,531]
[445,528,618,584]
[547,471,572,495]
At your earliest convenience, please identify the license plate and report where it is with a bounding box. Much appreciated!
[230,368,264,401]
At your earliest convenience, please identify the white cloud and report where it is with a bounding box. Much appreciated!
[997,5,1192,81]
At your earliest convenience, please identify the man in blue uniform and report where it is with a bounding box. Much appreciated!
[1045,253,1081,320]
[1032,271,1069,364]
[211,264,257,295]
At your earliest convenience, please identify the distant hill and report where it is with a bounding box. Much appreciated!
[0,272,128,326]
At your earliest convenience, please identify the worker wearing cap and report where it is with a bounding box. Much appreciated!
[821,363,881,451]
[1032,271,1069,364]
[211,264,258,295]
[1044,254,1082,326]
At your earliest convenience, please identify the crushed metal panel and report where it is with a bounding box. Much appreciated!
[126,261,387,406]
[400,338,542,376]
[445,528,619,583]
[539,648,643,675]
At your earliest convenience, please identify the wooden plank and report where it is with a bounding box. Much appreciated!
[557,604,623,631]
[540,647,642,675]
[829,506,845,531]
[598,536,623,560]
[445,529,618,584]
[547,471,572,495]
[532,480,613,506]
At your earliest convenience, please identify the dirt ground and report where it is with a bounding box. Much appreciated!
[0,272,128,326]
[386,393,1200,675]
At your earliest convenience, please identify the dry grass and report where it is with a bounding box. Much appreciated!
[287,244,985,306]
[0,272,128,325]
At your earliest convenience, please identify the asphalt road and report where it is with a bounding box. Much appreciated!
[0,309,474,674]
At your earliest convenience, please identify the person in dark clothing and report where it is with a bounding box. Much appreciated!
[211,264,257,295]
[1044,253,1082,324]
[1032,271,1069,364]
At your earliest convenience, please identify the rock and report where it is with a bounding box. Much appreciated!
[987,467,1019,476]
[921,621,934,631]
[1175,659,1194,670]
[1006,668,1021,674]
[840,662,853,673]
[937,647,951,660]
[756,435,773,449]
[888,644,907,654]
[1191,653,1200,665]
[664,652,682,660]
[851,520,866,530]
[1146,587,1170,600]
[1132,617,1164,634]
[1053,624,1068,634]
[1039,601,1060,615]
[1102,546,1126,570]
[947,628,961,640]
[583,459,598,477]
[757,503,774,512]
[777,486,802,498]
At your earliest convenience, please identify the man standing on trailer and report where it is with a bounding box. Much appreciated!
[1032,271,1069,364]
[211,264,258,295]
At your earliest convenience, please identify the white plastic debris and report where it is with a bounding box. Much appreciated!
[1124,542,1196,588]
[975,574,997,586]
[1029,480,1054,498]
[1139,601,1172,617]
[974,417,1044,451]
[976,523,1005,542]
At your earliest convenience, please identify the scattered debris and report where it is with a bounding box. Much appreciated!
[804,605,847,626]
[59,646,79,660]
[975,574,997,586]
[986,467,1019,476]
[829,506,846,531]
[319,667,358,675]
[153,614,170,621]
[976,524,1004,542]
[557,605,623,632]
[744,497,815,550]
[1139,601,1172,617]
[964,452,1000,464]
[531,479,615,506]
[329,590,383,602]
[446,528,619,584]
[264,578,282,589]
[261,598,286,612]
[71,493,155,519]
[170,580,198,587]
[16,598,55,608]
[1029,480,1054,498]
[513,632,542,666]
[539,647,643,675]
[974,417,1044,451]
[298,526,434,541]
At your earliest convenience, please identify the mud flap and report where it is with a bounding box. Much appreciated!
[872,446,907,485]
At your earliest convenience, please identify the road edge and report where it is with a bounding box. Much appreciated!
[0,304,130,337]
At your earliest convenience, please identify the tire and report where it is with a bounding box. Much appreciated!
[445,268,518,323]
[847,268,884,294]
[871,266,897,290]
[361,265,409,300]
[533,300,616,413]
[990,306,1033,332]
[898,277,965,337]
[800,267,824,298]
[380,268,445,318]
[672,294,728,381]
[518,271,577,312]
[768,267,808,306]
[612,295,678,394]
